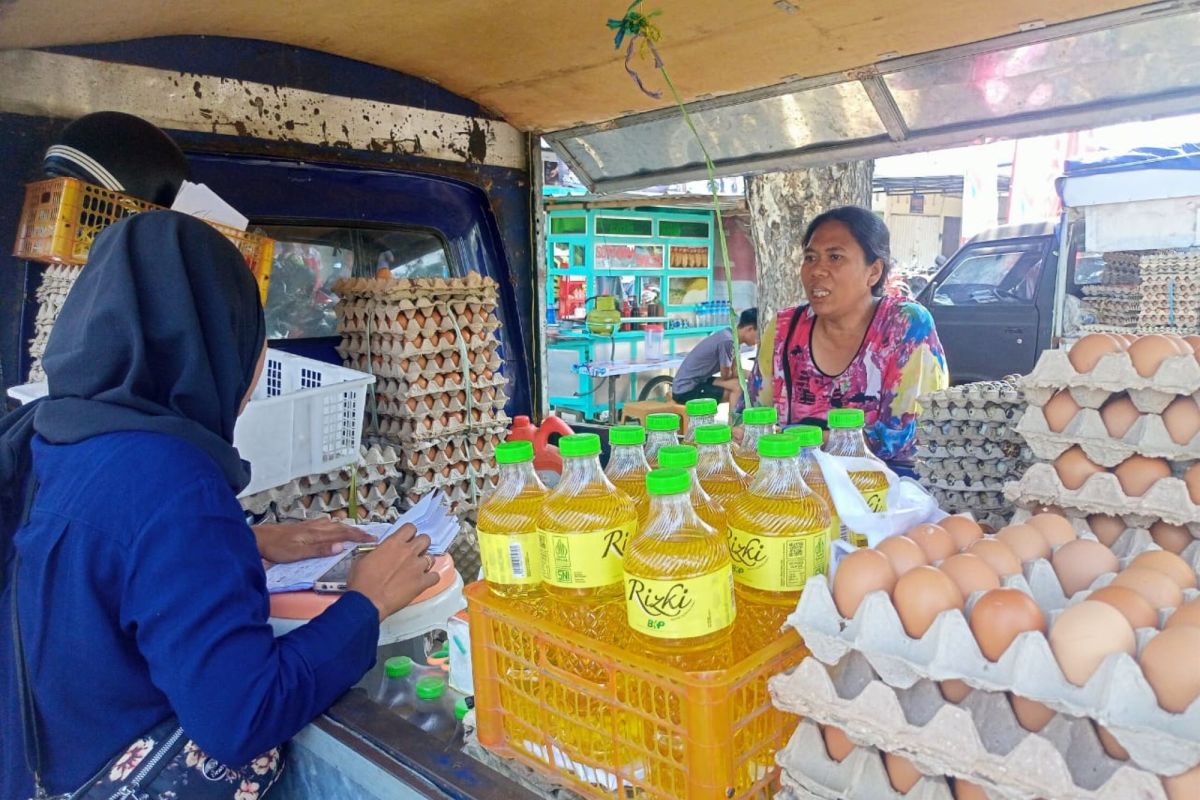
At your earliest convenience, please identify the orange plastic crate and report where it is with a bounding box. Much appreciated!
[466,580,807,800]
[13,177,273,303]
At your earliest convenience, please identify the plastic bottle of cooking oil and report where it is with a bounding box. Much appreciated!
[785,425,840,550]
[694,424,750,505]
[604,425,651,517]
[726,434,831,646]
[477,440,546,601]
[823,408,890,548]
[656,445,727,533]
[682,398,718,443]
[643,412,681,467]
[734,406,778,475]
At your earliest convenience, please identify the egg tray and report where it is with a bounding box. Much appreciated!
[372,388,508,420]
[274,501,401,524]
[1005,463,1200,527]
[337,328,500,358]
[916,442,1032,462]
[920,406,1025,425]
[1007,507,1200,548]
[916,457,1029,481]
[239,446,403,514]
[1080,284,1141,298]
[919,381,1024,408]
[286,482,400,514]
[1020,349,1200,413]
[403,460,501,493]
[334,292,498,315]
[373,368,508,398]
[918,475,1014,493]
[344,350,503,380]
[373,411,510,442]
[790,574,1200,775]
[397,435,504,473]
[336,310,500,339]
[332,272,498,299]
[919,421,1024,447]
[928,488,1009,512]
[1018,405,1200,467]
[770,655,1169,799]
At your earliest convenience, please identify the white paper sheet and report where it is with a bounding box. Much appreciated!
[171,181,249,231]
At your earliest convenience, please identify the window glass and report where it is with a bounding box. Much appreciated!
[595,216,653,236]
[370,229,451,279]
[658,219,709,238]
[550,216,586,235]
[933,245,1045,306]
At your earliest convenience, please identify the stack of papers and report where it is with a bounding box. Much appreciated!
[265,491,459,594]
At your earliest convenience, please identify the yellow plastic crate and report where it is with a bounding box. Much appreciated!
[13,177,272,304]
[466,580,806,800]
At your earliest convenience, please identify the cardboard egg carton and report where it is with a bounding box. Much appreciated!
[918,457,1027,481]
[397,433,504,472]
[1005,462,1200,527]
[770,655,1169,799]
[920,475,1013,493]
[790,574,1200,774]
[286,481,400,514]
[373,387,507,419]
[916,442,1032,462]
[335,303,499,337]
[337,326,499,358]
[920,381,1024,409]
[404,461,500,494]
[275,502,400,524]
[921,405,1025,425]
[372,357,507,390]
[374,372,508,403]
[1020,349,1200,413]
[1018,404,1200,466]
[920,420,1024,446]
[343,350,502,380]
[929,488,1009,511]
[375,413,509,443]
[1008,508,1200,548]
[332,272,498,299]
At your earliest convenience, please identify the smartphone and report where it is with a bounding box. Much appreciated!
[313,544,377,593]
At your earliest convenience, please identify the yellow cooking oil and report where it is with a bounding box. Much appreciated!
[734,406,777,475]
[823,408,890,548]
[681,397,719,443]
[622,468,735,770]
[693,424,751,505]
[605,425,651,519]
[725,433,831,648]
[656,444,727,535]
[783,425,841,550]
[536,433,637,769]
[643,412,681,467]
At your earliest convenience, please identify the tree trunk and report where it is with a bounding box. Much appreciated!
[746,161,875,328]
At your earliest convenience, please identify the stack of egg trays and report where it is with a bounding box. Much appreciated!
[240,443,404,524]
[1010,348,1200,532]
[1139,249,1200,332]
[27,263,83,382]
[779,528,1200,800]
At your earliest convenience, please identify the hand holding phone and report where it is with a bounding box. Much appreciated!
[345,523,439,621]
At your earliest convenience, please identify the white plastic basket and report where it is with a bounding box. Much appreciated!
[6,349,375,498]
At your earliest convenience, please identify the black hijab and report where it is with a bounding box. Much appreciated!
[0,211,266,547]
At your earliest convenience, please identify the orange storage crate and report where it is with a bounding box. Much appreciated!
[12,177,273,304]
[466,580,807,800]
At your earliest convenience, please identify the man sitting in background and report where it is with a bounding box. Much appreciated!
[671,307,758,406]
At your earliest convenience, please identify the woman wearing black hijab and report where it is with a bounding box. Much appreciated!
[0,212,436,798]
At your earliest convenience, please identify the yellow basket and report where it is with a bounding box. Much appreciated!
[13,177,273,304]
[466,580,806,800]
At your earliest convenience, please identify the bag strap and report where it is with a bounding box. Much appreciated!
[779,305,807,426]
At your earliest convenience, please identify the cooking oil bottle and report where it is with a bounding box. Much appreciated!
[604,425,650,514]
[734,406,777,475]
[477,440,546,602]
[694,424,750,505]
[786,425,840,550]
[644,412,681,467]
[726,433,831,649]
[682,398,718,443]
[823,408,889,548]
[656,444,727,534]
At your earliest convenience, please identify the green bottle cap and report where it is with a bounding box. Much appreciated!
[657,445,698,469]
[559,433,601,458]
[758,433,800,459]
[684,398,718,417]
[743,406,778,426]
[694,424,732,445]
[608,425,646,446]
[646,412,681,432]
[455,698,471,721]
[415,675,447,701]
[385,656,414,679]
[646,468,691,496]
[495,441,534,464]
[786,425,824,448]
[828,408,866,429]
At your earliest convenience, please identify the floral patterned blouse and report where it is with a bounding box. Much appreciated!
[755,295,948,463]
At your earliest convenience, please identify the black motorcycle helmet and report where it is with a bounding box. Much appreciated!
[43,112,191,207]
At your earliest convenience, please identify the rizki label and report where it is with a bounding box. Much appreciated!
[624,567,736,639]
[728,526,828,591]
[478,529,541,586]
[538,525,631,588]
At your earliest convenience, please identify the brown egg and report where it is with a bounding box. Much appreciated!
[1096,724,1129,761]
[1069,333,1125,373]
[940,515,985,550]
[1050,601,1136,686]
[1151,521,1195,554]
[1164,765,1200,800]
[821,725,856,763]
[939,679,972,703]
[953,778,990,800]
[1130,550,1197,590]
[1088,514,1127,546]
[1042,389,1081,433]
[1140,626,1200,712]
[1128,334,1187,378]
[996,525,1051,563]
[1055,447,1105,491]
[906,523,957,562]
[1115,455,1172,497]
[1110,568,1184,611]
[970,588,1046,661]
[877,535,928,577]
[1166,598,1200,630]
[1185,335,1200,355]
[1026,513,1078,547]
[883,752,924,794]
[893,566,963,639]
[1051,540,1120,596]
[1188,463,1200,505]
[1163,396,1200,445]
[1101,395,1142,439]
[939,553,1001,599]
[1009,694,1056,732]
[833,549,898,618]
[1087,585,1159,630]
[966,538,1023,577]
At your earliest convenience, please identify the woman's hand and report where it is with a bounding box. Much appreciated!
[348,523,438,621]
[253,519,375,564]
